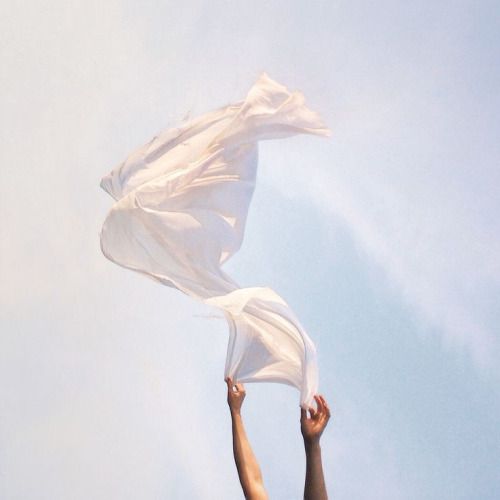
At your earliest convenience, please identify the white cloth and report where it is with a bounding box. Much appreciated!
[100,73,329,407]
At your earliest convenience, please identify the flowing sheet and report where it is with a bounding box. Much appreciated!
[100,73,329,407]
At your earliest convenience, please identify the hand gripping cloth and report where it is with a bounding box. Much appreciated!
[100,73,329,407]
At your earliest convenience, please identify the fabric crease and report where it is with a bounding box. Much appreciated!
[100,73,329,408]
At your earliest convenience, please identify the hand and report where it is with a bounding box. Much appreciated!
[301,395,331,446]
[225,377,246,415]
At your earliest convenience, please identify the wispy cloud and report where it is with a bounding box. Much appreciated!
[262,59,500,369]
[306,166,499,367]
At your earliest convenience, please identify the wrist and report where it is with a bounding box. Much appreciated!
[230,408,242,418]
[303,438,321,452]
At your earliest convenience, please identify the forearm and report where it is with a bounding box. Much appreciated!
[304,440,328,500]
[231,410,267,500]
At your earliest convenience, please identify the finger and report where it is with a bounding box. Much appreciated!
[301,408,307,421]
[309,407,317,419]
[314,395,325,414]
[319,395,329,411]
[324,404,331,419]
[318,396,328,416]
[319,396,331,419]
[225,377,232,388]
[235,382,245,392]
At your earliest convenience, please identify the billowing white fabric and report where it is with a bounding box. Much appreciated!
[100,73,329,407]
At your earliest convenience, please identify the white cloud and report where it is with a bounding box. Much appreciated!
[308,167,499,366]
[261,57,500,369]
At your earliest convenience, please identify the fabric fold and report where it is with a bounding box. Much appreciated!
[100,73,329,407]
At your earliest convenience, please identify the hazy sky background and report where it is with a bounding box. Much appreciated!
[1,1,499,499]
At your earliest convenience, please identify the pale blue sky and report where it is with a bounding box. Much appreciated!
[1,1,499,499]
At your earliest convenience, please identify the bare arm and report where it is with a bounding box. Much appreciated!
[301,395,331,500]
[226,377,268,500]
